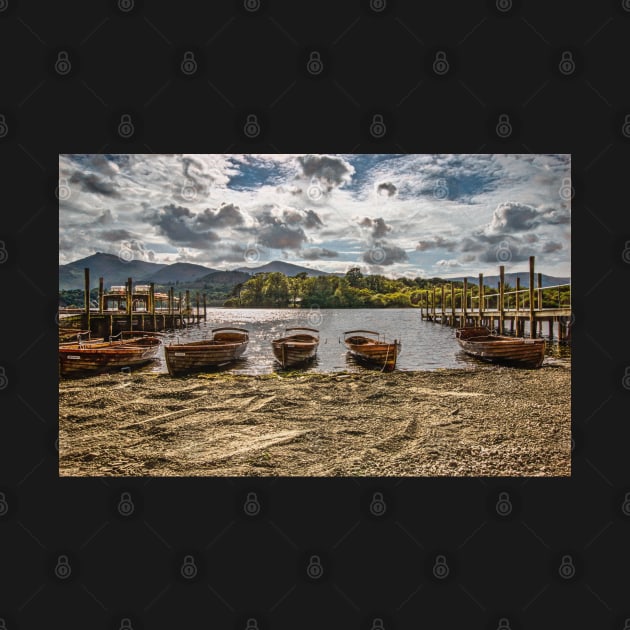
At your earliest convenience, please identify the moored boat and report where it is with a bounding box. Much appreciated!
[59,334,162,377]
[343,330,401,371]
[271,327,319,368]
[164,327,249,376]
[455,326,545,368]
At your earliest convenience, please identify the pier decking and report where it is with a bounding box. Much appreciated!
[419,256,572,342]
[59,268,207,337]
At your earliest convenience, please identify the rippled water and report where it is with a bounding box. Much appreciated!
[136,308,570,375]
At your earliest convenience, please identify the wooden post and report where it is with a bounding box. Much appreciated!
[196,292,200,324]
[84,268,91,333]
[150,282,156,331]
[98,276,104,314]
[478,273,483,326]
[450,284,455,326]
[127,277,133,333]
[499,265,505,335]
[432,286,436,321]
[178,291,182,328]
[185,290,190,325]
[203,293,207,320]
[462,278,468,325]
[514,276,522,337]
[441,285,445,323]
[529,256,535,338]
[537,272,543,310]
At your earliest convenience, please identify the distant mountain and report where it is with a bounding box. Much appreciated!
[59,253,166,289]
[445,272,570,288]
[234,261,331,277]
[59,253,216,289]
[146,262,217,284]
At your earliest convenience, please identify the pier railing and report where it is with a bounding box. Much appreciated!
[419,256,571,341]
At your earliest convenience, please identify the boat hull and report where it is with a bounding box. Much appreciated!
[59,337,161,377]
[271,333,319,368]
[165,338,248,376]
[345,340,400,371]
[456,328,545,368]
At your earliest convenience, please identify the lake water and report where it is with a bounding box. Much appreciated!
[138,308,571,375]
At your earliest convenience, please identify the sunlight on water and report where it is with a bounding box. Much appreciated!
[134,308,571,375]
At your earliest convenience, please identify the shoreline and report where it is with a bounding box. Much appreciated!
[59,363,571,477]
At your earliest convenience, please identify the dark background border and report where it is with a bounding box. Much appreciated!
[1,1,629,628]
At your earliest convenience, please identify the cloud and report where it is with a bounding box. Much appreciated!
[281,208,324,229]
[257,218,308,250]
[300,247,339,260]
[99,229,136,242]
[416,236,457,252]
[95,209,115,225]
[146,204,220,247]
[542,240,563,253]
[296,154,354,190]
[195,203,244,228]
[69,171,120,197]
[358,216,392,239]
[436,259,461,268]
[361,242,408,266]
[377,182,397,196]
[486,201,540,234]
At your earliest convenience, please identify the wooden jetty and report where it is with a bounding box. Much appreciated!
[59,268,208,338]
[419,256,572,342]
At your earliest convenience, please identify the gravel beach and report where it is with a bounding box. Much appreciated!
[59,361,571,477]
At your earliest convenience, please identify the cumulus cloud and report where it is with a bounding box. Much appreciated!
[257,217,308,250]
[99,229,137,242]
[281,208,324,229]
[416,236,457,252]
[358,216,392,239]
[542,241,563,253]
[69,171,119,197]
[296,154,354,191]
[486,201,540,234]
[146,204,219,248]
[300,247,339,260]
[377,182,397,196]
[195,203,244,229]
[361,243,408,266]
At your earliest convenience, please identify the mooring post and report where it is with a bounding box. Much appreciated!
[432,286,436,321]
[203,293,207,320]
[185,290,190,325]
[84,267,91,333]
[450,283,455,326]
[499,265,505,335]
[529,256,535,338]
[441,285,445,324]
[462,278,468,326]
[478,273,483,327]
[127,277,133,333]
[515,276,521,335]
[178,291,182,328]
[196,292,200,325]
[98,276,104,314]
[150,282,156,331]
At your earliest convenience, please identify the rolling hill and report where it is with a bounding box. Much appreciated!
[446,272,570,288]
[234,260,331,277]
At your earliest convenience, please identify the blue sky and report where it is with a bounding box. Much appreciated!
[59,153,571,278]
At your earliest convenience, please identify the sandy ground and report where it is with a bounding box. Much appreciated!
[58,360,571,477]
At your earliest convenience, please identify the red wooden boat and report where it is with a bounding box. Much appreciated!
[59,333,161,377]
[271,327,319,368]
[164,327,249,376]
[343,330,401,371]
[456,326,545,368]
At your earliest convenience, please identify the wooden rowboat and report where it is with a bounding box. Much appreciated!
[271,327,319,368]
[164,327,249,376]
[343,330,401,371]
[456,326,545,368]
[59,334,161,377]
